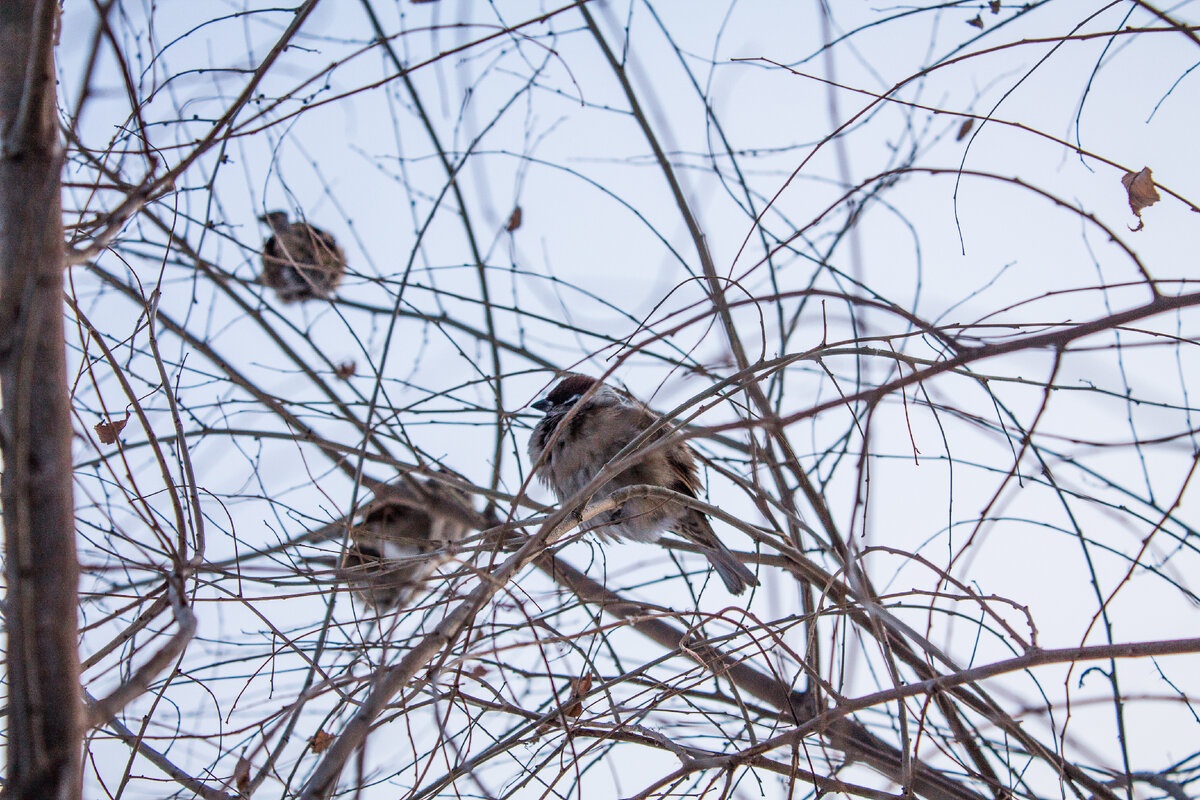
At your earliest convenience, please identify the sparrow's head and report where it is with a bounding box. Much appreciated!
[532,373,599,414]
[258,210,291,231]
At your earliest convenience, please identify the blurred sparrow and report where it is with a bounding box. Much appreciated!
[343,474,475,610]
[528,374,757,594]
[258,210,346,302]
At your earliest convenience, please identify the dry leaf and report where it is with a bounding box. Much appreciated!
[967,14,983,28]
[94,414,129,445]
[334,361,356,380]
[234,755,252,793]
[1121,167,1161,231]
[990,0,1001,12]
[505,206,522,232]
[563,673,592,718]
[309,729,333,753]
[468,663,489,679]
[956,118,974,141]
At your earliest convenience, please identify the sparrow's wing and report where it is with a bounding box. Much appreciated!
[261,228,314,300]
[606,403,704,495]
[261,223,345,300]
[309,226,345,268]
[275,225,318,264]
[348,512,434,610]
[409,481,473,546]
[599,401,654,452]
[388,477,474,541]
[642,416,758,595]
[665,440,702,498]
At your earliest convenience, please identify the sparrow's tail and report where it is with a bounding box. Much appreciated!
[688,517,758,595]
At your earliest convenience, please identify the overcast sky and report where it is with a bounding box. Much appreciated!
[60,2,1200,797]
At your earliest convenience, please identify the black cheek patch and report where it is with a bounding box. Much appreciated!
[566,409,591,441]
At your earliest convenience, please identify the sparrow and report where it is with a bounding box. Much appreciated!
[258,210,346,303]
[528,374,757,594]
[343,474,475,610]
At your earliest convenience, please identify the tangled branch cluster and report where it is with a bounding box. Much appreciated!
[56,2,1200,799]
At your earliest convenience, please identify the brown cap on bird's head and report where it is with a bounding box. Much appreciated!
[532,373,597,412]
[258,210,291,231]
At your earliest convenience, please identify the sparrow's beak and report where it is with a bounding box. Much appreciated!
[531,398,551,412]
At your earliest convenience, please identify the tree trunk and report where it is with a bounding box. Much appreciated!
[0,2,82,798]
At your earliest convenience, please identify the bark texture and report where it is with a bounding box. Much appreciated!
[0,2,82,798]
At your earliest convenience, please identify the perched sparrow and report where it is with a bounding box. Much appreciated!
[258,210,346,303]
[528,374,758,595]
[343,474,475,610]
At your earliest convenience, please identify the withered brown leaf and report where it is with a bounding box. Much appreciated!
[956,118,974,141]
[94,414,129,445]
[505,206,523,232]
[563,673,592,718]
[309,729,333,753]
[334,361,356,380]
[990,0,1001,12]
[967,14,983,28]
[1121,167,1161,231]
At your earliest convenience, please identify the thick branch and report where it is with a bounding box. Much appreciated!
[0,2,82,798]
